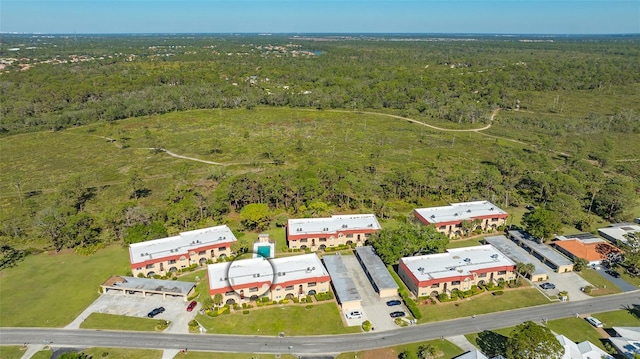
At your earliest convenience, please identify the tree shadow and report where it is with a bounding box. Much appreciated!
[130,188,152,199]
[476,330,509,357]
[622,304,640,320]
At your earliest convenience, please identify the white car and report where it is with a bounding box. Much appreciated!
[346,310,363,319]
[585,316,603,328]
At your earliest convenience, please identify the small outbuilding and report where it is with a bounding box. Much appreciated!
[354,246,398,298]
[100,275,195,301]
[322,254,362,311]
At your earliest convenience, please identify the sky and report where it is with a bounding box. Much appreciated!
[1,1,638,35]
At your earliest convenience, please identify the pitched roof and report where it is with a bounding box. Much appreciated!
[553,240,620,261]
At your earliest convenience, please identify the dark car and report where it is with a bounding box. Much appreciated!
[390,311,406,318]
[605,270,620,278]
[540,283,556,290]
[386,300,402,307]
[186,301,197,312]
[147,307,165,318]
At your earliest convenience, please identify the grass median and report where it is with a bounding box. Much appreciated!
[80,312,167,331]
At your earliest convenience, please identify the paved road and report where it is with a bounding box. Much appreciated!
[2,291,638,356]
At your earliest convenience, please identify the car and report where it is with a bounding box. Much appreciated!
[345,310,363,319]
[605,270,620,278]
[585,316,603,328]
[186,301,197,312]
[390,311,406,318]
[147,307,165,318]
[386,300,402,307]
[540,283,556,290]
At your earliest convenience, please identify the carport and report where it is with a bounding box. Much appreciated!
[322,254,362,311]
[100,275,195,301]
[508,230,574,273]
[354,246,398,298]
[483,235,549,282]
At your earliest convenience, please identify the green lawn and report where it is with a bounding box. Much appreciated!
[80,348,163,359]
[0,245,130,327]
[465,327,512,356]
[446,237,485,249]
[196,302,360,336]
[31,350,52,359]
[593,309,640,327]
[335,339,464,359]
[576,269,621,295]
[80,312,167,331]
[419,288,549,323]
[0,346,25,359]
[546,317,607,350]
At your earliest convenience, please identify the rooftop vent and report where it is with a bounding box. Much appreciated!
[418,267,424,272]
[342,224,348,228]
[448,267,456,271]
[464,258,471,262]
[454,213,459,217]
[323,227,328,231]
[467,209,472,213]
[490,207,495,210]
[491,254,499,259]
[368,223,373,227]
[430,215,436,219]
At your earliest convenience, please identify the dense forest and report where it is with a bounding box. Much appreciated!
[0,34,639,260]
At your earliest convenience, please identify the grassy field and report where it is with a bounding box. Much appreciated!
[80,348,163,359]
[196,302,360,336]
[169,353,296,359]
[446,236,487,249]
[576,269,621,296]
[0,245,130,327]
[80,312,166,331]
[419,288,549,323]
[335,338,464,359]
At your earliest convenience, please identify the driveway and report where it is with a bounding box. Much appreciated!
[595,267,638,292]
[544,271,592,301]
[340,255,411,332]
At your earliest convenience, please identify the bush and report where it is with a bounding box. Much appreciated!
[242,310,250,314]
[261,297,270,303]
[362,320,372,332]
[405,298,422,320]
[438,293,450,302]
[305,304,313,309]
[582,285,593,294]
[492,290,504,296]
[188,320,198,329]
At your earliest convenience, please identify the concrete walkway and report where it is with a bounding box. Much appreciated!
[19,344,45,359]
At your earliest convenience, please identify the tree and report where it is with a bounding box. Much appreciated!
[522,209,561,242]
[505,321,563,359]
[213,293,224,306]
[622,232,640,274]
[515,262,535,278]
[417,343,438,359]
[239,203,271,231]
[572,257,589,272]
[128,170,150,199]
[369,222,449,264]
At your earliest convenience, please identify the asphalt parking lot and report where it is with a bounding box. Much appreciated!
[66,292,198,333]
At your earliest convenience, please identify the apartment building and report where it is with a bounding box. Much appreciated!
[129,225,236,277]
[414,201,508,238]
[286,214,381,251]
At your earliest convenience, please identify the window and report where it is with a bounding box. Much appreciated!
[168,259,176,264]
[225,291,235,296]
[478,273,487,278]
[218,247,226,251]
[439,226,446,230]
[249,287,258,292]
[492,218,499,222]
[455,224,462,228]
[498,270,507,275]
[198,251,206,255]
[300,239,308,243]
[136,267,142,271]
[146,264,154,269]
[430,283,439,288]
[346,234,353,238]
[308,282,316,287]
[452,281,461,285]
[319,238,327,242]
[285,285,294,290]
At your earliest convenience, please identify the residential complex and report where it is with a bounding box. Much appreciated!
[129,225,237,277]
[207,253,330,304]
[553,233,621,266]
[398,245,516,298]
[286,214,381,251]
[414,201,508,238]
[598,223,640,245]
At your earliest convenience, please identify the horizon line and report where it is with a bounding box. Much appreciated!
[2,32,640,36]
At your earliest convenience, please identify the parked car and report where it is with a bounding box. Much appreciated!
[386,300,402,307]
[585,316,603,328]
[147,306,165,318]
[186,301,197,312]
[605,270,620,278]
[346,310,363,319]
[540,283,556,290]
[390,311,406,318]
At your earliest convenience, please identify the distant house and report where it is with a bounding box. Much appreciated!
[414,201,508,238]
[129,225,236,277]
[598,223,640,245]
[553,233,621,266]
[207,253,330,305]
[398,244,516,298]
[286,214,381,251]
[555,334,614,359]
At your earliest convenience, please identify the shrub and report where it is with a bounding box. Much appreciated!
[582,285,593,294]
[137,273,145,278]
[188,320,198,329]
[261,297,270,303]
[438,293,450,302]
[362,320,372,332]
[305,304,313,309]
[492,290,504,296]
[405,298,422,320]
[242,310,250,314]
[292,297,299,303]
